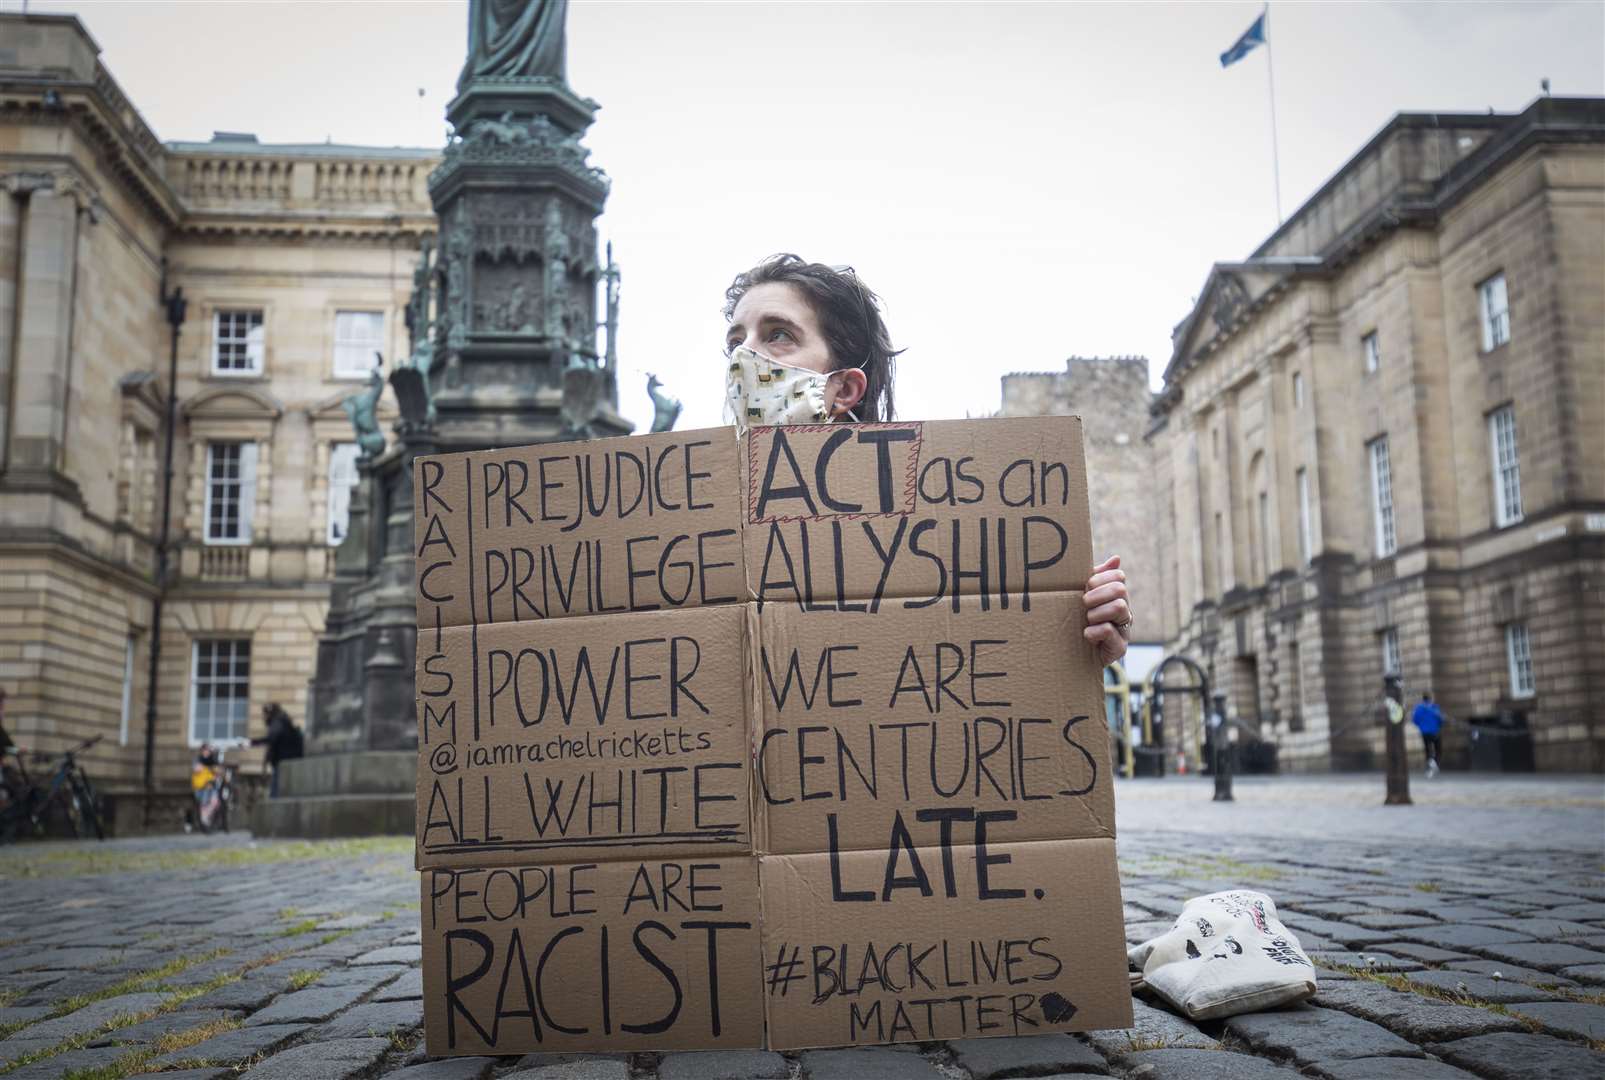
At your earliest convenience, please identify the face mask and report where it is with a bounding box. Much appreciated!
[723,345,859,432]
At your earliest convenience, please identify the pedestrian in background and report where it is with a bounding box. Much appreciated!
[1412,691,1445,778]
[251,703,305,798]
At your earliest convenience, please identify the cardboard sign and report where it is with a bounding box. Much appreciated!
[414,418,1131,1056]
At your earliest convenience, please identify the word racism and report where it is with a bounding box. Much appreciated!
[413,418,1131,1055]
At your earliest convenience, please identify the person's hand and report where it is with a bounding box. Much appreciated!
[1083,554,1132,668]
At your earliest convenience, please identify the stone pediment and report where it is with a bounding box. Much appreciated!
[309,388,398,422]
[1163,259,1320,385]
[181,385,284,422]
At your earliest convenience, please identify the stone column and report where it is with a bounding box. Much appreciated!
[5,189,81,488]
[0,191,20,471]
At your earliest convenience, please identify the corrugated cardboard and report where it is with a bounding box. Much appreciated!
[415,417,1131,1056]
[416,605,753,870]
[414,428,746,632]
[752,594,1114,857]
[759,838,1130,1049]
[421,857,763,1054]
[742,419,1093,609]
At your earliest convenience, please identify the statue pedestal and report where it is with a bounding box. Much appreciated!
[248,751,415,838]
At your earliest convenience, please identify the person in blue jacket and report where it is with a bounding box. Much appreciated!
[1411,692,1445,777]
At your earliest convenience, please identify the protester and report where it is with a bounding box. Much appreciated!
[250,703,305,797]
[722,254,1134,666]
[1412,691,1445,778]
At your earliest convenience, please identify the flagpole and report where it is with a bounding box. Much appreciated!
[1264,2,1284,224]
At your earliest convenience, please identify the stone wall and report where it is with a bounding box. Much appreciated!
[1000,356,1159,639]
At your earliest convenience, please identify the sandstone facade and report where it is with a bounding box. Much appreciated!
[0,14,436,812]
[1150,98,1605,773]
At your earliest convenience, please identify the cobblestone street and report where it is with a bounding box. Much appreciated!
[1,776,1601,1080]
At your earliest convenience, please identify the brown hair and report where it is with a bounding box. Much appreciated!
[724,254,900,421]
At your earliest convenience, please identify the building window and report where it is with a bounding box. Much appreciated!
[1296,467,1312,566]
[190,639,251,745]
[1257,490,1271,581]
[1291,372,1304,409]
[1479,272,1509,352]
[327,442,362,546]
[204,442,257,545]
[1362,331,1380,374]
[1381,627,1401,678]
[212,310,264,375]
[1488,404,1523,528]
[333,311,384,379]
[119,633,136,747]
[1368,436,1396,558]
[1505,623,1534,699]
[1214,511,1226,593]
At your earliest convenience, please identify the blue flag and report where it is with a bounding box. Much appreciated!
[1220,12,1267,68]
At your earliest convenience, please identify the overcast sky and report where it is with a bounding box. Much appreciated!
[14,0,1604,432]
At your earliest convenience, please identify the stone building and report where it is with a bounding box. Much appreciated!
[1000,357,1161,655]
[0,13,436,820]
[1149,97,1605,772]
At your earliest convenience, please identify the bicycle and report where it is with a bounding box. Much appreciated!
[189,748,238,834]
[0,735,106,842]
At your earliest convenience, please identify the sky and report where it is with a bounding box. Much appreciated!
[13,0,1604,434]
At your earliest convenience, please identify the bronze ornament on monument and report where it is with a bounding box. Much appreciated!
[258,0,630,836]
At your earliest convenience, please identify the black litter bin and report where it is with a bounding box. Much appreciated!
[1467,712,1535,772]
[1133,746,1167,778]
[1241,740,1279,774]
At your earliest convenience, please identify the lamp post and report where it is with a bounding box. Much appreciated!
[141,260,186,808]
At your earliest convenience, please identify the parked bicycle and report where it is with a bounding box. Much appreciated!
[187,743,237,834]
[0,734,106,842]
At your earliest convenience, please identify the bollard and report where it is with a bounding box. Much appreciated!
[1383,675,1413,806]
[1213,725,1235,802]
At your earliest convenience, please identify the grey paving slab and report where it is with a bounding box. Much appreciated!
[1505,1000,1605,1040]
[351,944,422,965]
[1482,917,1600,937]
[1432,1031,1605,1080]
[89,1008,239,1045]
[1391,924,1536,950]
[129,1070,234,1080]
[513,1052,629,1069]
[1560,962,1605,984]
[1312,950,1423,973]
[1443,958,1577,986]
[13,991,165,1042]
[0,1006,52,1031]
[658,1049,791,1080]
[1114,1048,1303,1079]
[1279,914,1390,946]
[243,1036,390,1080]
[247,982,374,1025]
[1315,1058,1482,1079]
[1371,942,1477,965]
[4,1044,130,1079]
[375,968,424,1001]
[502,1062,632,1080]
[1421,904,1512,922]
[1287,901,1373,918]
[1347,913,1440,930]
[1474,941,1605,972]
[1084,997,1218,1056]
[148,1022,310,1068]
[186,976,284,1011]
[315,998,423,1038]
[0,1039,55,1070]
[317,915,381,930]
[1543,901,1605,921]
[800,1046,947,1079]
[1311,980,1523,1042]
[949,1034,1107,1078]
[1224,1004,1420,1065]
[379,1059,498,1080]
[1403,969,1565,1003]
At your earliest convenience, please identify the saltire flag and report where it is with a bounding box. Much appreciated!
[1220,11,1267,68]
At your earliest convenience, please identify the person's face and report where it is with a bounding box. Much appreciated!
[726,283,849,416]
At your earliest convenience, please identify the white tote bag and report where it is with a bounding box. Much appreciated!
[1127,890,1317,1020]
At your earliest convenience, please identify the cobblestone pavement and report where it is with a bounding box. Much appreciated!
[1,776,1601,1080]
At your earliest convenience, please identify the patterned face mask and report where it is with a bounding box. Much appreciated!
[723,346,859,432]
